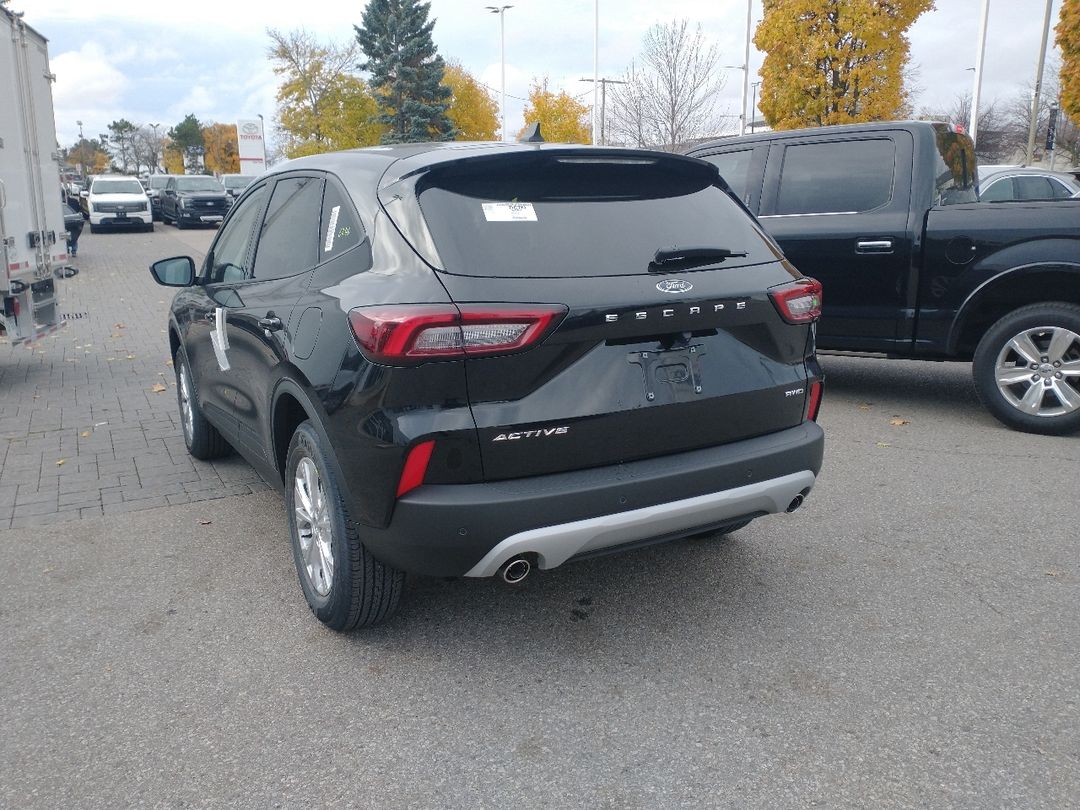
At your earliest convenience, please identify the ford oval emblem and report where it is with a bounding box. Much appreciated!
[656,279,694,294]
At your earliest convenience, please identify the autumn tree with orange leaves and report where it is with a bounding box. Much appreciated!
[754,0,933,130]
[1058,0,1080,123]
[203,123,240,174]
[443,61,498,140]
[519,79,591,144]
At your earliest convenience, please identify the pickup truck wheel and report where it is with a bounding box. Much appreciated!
[175,351,231,459]
[973,303,1080,435]
[285,421,404,630]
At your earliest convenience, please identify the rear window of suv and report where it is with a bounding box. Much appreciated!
[404,153,779,278]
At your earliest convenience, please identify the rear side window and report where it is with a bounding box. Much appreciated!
[701,150,753,202]
[980,178,1013,202]
[320,181,365,260]
[1014,175,1056,200]
[252,176,323,281]
[775,139,894,215]
[405,154,778,278]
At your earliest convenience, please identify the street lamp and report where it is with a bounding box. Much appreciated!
[485,5,513,142]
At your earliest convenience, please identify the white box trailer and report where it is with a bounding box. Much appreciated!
[0,5,68,343]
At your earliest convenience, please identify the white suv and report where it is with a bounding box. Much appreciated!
[87,175,153,233]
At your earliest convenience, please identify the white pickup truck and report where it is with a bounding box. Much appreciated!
[0,5,70,343]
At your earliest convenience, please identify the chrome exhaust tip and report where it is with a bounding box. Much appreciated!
[500,557,531,584]
[786,494,805,513]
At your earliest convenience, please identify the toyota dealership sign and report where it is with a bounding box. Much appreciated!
[237,118,266,174]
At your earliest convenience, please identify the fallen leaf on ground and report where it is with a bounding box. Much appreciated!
[113,323,125,329]
[80,431,91,438]
[199,520,212,526]
[150,383,167,393]
[1045,569,1062,577]
[126,354,136,360]
[889,418,911,427]
[858,402,873,411]
[876,442,892,448]
[55,459,66,466]
[110,333,122,338]
[165,359,174,367]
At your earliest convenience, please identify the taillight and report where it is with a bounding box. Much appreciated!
[806,380,823,421]
[397,439,436,497]
[348,303,567,365]
[769,278,822,324]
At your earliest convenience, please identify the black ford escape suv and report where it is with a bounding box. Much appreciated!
[150,142,825,630]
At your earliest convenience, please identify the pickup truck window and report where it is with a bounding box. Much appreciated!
[932,128,977,205]
[775,139,894,215]
[701,150,752,202]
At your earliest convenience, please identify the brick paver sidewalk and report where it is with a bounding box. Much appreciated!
[0,225,268,529]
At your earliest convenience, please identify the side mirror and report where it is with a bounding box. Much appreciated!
[150,256,196,287]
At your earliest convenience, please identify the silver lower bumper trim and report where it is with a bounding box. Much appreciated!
[463,470,816,577]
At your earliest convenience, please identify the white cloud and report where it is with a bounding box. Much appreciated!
[52,42,128,108]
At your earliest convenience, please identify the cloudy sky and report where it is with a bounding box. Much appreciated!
[18,0,1068,151]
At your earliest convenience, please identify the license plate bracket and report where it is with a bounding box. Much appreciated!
[627,344,706,403]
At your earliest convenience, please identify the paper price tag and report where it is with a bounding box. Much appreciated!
[482,202,537,222]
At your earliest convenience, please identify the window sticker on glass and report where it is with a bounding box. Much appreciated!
[482,202,537,222]
[324,205,341,252]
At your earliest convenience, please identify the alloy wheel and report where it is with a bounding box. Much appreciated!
[178,362,195,441]
[994,325,1080,418]
[293,457,335,596]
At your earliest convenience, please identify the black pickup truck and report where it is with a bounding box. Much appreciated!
[687,121,1080,435]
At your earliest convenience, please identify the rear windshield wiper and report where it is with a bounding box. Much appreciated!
[650,246,748,271]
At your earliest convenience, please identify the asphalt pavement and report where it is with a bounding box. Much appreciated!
[0,225,1078,808]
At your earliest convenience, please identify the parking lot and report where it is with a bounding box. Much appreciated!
[1,225,1078,807]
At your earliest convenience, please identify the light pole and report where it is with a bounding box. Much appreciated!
[149,123,160,174]
[485,5,512,142]
[750,82,760,133]
[257,113,267,169]
[968,0,990,146]
[740,0,751,137]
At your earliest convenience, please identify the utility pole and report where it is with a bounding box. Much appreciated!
[1025,0,1053,164]
[579,77,627,145]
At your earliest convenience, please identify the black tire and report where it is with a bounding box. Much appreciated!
[174,350,231,459]
[89,224,99,234]
[285,421,404,630]
[176,213,186,230]
[972,302,1080,435]
[144,223,154,233]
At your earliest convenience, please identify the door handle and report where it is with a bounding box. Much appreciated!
[855,239,894,254]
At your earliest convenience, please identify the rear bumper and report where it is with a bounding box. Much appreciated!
[362,421,824,577]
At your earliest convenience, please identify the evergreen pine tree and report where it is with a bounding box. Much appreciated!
[355,0,456,143]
